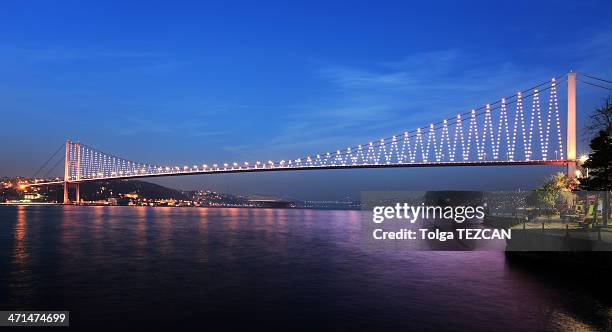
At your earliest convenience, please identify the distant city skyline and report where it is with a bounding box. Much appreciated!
[1,1,612,199]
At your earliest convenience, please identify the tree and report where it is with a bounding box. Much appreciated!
[580,130,612,225]
[547,172,580,192]
[577,98,612,226]
[585,97,612,136]
[581,131,612,191]
[534,172,579,214]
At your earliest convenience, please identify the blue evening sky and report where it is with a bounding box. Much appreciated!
[1,1,611,199]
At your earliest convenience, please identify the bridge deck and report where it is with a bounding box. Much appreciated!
[27,159,569,186]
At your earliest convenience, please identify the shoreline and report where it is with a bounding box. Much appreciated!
[0,203,361,211]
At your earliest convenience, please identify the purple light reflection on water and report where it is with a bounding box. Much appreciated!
[0,206,609,330]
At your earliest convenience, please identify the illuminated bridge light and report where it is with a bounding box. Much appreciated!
[48,76,572,184]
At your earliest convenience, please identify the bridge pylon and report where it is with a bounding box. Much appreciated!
[567,71,577,178]
[63,140,81,204]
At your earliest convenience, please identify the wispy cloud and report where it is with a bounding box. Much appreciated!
[319,54,536,98]
[524,30,612,77]
[115,116,227,138]
[114,116,175,136]
[1,46,188,74]
[4,46,158,62]
[248,49,549,157]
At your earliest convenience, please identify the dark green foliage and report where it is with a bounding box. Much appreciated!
[79,180,188,201]
[580,130,612,191]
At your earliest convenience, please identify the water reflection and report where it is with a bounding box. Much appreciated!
[13,206,27,266]
[195,208,209,264]
[0,205,609,330]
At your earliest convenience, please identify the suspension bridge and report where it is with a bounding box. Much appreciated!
[23,71,612,204]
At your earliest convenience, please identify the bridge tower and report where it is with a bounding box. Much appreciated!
[63,140,81,204]
[567,72,577,177]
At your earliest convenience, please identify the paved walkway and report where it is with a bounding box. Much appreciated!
[511,222,612,244]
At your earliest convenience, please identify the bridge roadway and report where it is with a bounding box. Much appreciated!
[27,159,569,186]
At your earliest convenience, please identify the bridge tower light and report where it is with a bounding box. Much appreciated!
[62,140,82,204]
[566,71,577,177]
[63,140,71,204]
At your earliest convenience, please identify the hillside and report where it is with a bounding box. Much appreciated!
[80,180,187,201]
[34,179,187,202]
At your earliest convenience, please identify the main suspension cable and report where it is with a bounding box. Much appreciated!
[33,143,64,178]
